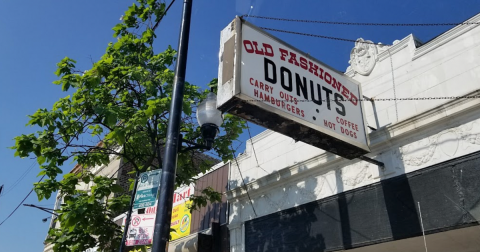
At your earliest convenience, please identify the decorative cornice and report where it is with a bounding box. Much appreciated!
[226,151,347,200]
[413,13,480,60]
[368,89,480,149]
[347,13,480,76]
[345,34,418,77]
[227,90,480,200]
[233,129,276,163]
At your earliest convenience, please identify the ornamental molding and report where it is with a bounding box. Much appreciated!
[227,90,480,201]
[346,12,480,76]
[342,161,372,187]
[345,35,420,78]
[413,13,480,60]
[397,120,480,166]
[368,89,480,149]
[348,38,381,76]
[226,152,347,201]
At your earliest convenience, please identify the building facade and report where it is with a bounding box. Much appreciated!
[43,152,230,252]
[226,13,480,252]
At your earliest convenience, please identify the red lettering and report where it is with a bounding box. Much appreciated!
[332,79,342,92]
[243,40,254,53]
[299,57,308,70]
[324,72,332,84]
[279,48,288,61]
[308,61,319,77]
[341,86,350,98]
[350,93,358,106]
[263,43,274,57]
[288,52,300,66]
[252,41,265,55]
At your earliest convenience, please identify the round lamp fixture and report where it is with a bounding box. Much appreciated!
[196,92,223,149]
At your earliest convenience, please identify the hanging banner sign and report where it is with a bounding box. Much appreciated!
[217,17,370,159]
[124,185,194,246]
[170,200,192,240]
[170,185,194,240]
[133,170,161,210]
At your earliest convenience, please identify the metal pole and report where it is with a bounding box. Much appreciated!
[151,0,192,252]
[119,170,140,252]
[23,204,58,216]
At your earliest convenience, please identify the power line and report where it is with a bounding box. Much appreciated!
[0,0,177,231]
[245,122,269,174]
[259,27,384,45]
[231,144,257,217]
[0,175,45,227]
[0,160,37,197]
[243,15,480,27]
[243,95,480,103]
[152,0,176,32]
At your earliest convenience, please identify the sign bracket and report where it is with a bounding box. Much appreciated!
[358,156,385,168]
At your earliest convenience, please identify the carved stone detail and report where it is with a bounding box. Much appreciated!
[343,161,372,187]
[397,122,480,166]
[262,175,327,212]
[349,38,378,76]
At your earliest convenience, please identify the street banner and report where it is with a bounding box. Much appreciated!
[133,170,161,210]
[124,184,194,246]
[170,185,194,240]
[170,200,192,240]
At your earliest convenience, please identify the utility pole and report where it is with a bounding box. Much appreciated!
[151,0,193,252]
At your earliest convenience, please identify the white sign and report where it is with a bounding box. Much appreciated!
[217,18,370,159]
[125,205,157,246]
[172,185,194,207]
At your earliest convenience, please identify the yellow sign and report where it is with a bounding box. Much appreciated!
[170,200,191,240]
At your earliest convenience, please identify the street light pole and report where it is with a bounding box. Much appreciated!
[151,0,193,251]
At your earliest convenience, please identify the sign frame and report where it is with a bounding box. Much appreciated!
[217,17,370,159]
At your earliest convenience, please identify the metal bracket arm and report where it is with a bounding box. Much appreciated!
[358,156,385,168]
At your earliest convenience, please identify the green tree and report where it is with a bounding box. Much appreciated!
[12,1,245,251]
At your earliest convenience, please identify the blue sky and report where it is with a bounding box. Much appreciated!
[1,0,479,251]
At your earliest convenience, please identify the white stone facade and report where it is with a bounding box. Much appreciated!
[226,13,480,252]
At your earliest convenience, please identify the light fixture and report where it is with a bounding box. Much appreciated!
[196,91,223,149]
